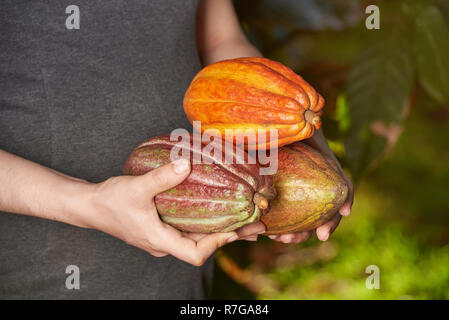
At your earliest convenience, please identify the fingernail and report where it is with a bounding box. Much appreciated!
[340,203,351,216]
[173,158,190,174]
[281,235,294,243]
[227,235,239,244]
[320,233,330,241]
[268,235,277,240]
[249,222,266,234]
[246,235,258,241]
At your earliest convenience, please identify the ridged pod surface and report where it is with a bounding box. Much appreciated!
[123,134,276,233]
[262,142,348,235]
[183,57,324,150]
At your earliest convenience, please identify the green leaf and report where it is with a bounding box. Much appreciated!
[344,20,414,181]
[401,0,429,19]
[414,6,449,103]
[335,94,350,132]
[435,0,449,21]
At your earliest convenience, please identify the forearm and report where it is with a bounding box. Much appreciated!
[0,149,93,228]
[196,0,262,66]
[200,37,262,65]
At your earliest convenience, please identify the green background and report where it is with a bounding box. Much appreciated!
[212,0,449,300]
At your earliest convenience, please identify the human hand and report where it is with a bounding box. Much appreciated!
[83,159,264,266]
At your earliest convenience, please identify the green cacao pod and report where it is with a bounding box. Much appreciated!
[123,134,276,233]
[262,142,349,235]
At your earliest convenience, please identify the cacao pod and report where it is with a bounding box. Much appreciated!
[261,142,348,235]
[183,57,324,150]
[123,134,276,233]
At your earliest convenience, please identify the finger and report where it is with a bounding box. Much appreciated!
[340,176,354,216]
[291,230,314,244]
[339,201,352,216]
[235,221,266,238]
[183,223,265,243]
[181,221,266,242]
[149,249,169,257]
[157,223,238,266]
[183,232,239,266]
[279,233,296,243]
[182,232,208,242]
[241,235,258,241]
[268,231,313,243]
[316,214,342,241]
[137,159,191,196]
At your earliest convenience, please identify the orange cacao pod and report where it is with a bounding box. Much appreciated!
[183,57,324,150]
[261,142,348,235]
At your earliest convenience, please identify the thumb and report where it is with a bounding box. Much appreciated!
[159,224,238,266]
[137,158,191,196]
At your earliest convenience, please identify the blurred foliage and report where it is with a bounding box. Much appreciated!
[212,0,449,300]
[414,6,449,103]
[235,0,449,181]
[213,100,449,299]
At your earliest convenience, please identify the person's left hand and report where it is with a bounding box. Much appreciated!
[182,221,267,244]
[268,161,354,244]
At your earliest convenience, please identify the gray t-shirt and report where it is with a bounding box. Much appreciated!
[0,0,214,299]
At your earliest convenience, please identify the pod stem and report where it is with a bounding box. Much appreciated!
[253,192,268,210]
[304,110,321,127]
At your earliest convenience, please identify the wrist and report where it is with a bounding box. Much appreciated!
[303,130,343,169]
[304,130,330,154]
[58,178,97,229]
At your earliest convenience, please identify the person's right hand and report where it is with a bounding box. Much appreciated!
[83,159,265,266]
